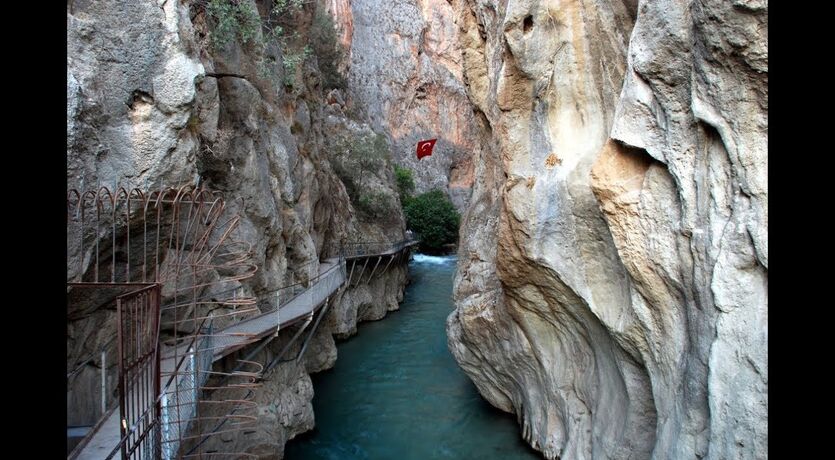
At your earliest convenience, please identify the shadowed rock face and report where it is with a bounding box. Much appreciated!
[447,0,766,459]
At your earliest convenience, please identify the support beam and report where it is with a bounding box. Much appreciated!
[296,297,332,363]
[100,349,106,416]
[347,259,357,286]
[263,312,314,374]
[353,257,370,287]
[365,256,383,285]
[379,253,396,276]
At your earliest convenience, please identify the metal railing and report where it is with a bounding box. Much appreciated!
[208,258,347,359]
[251,258,346,317]
[330,235,420,259]
[116,284,162,460]
[67,186,259,460]
[160,321,214,459]
[66,180,407,458]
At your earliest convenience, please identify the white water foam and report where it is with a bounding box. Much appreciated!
[412,254,456,265]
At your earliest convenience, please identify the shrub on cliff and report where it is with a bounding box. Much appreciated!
[206,0,262,49]
[332,132,388,192]
[394,165,415,202]
[310,11,347,90]
[404,190,460,253]
[204,0,329,88]
[330,132,398,222]
[357,191,395,219]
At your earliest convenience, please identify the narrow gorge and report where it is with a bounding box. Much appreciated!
[66,0,767,459]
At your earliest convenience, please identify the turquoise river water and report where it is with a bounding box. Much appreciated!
[285,254,541,460]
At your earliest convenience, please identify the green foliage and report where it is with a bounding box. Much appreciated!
[357,191,394,219]
[282,45,313,87]
[330,132,397,222]
[394,165,415,202]
[310,11,347,90]
[272,0,304,14]
[404,190,460,253]
[204,1,347,91]
[206,0,262,49]
[335,133,388,191]
[205,1,308,87]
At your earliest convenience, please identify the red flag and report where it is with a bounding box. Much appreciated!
[416,139,437,160]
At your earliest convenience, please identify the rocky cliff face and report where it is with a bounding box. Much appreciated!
[67,0,767,458]
[67,0,411,457]
[447,0,767,459]
[343,0,482,211]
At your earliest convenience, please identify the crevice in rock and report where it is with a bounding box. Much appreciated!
[523,15,533,34]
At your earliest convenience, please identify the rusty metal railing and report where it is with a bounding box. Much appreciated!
[67,185,262,460]
[116,284,162,460]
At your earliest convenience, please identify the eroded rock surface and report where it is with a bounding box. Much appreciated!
[347,0,482,210]
[447,0,767,458]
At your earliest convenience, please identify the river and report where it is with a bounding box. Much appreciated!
[284,254,541,460]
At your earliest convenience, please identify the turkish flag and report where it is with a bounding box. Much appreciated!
[416,139,437,160]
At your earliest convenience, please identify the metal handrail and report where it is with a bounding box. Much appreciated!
[333,237,420,259]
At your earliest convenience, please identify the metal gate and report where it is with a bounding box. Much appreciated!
[116,284,162,460]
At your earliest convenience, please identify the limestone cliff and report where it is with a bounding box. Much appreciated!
[343,0,482,211]
[66,0,768,458]
[67,0,411,457]
[447,0,767,459]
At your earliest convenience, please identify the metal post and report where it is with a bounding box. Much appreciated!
[280,294,281,337]
[274,286,281,337]
[355,257,370,287]
[380,254,395,276]
[347,259,356,285]
[297,297,331,363]
[161,392,169,460]
[101,348,107,416]
[366,256,383,285]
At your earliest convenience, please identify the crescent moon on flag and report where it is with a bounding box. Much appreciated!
[416,138,437,160]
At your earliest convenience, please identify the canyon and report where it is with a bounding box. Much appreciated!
[67,0,767,458]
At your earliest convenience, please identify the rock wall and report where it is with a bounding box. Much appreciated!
[67,0,412,457]
[345,0,482,211]
[447,0,767,459]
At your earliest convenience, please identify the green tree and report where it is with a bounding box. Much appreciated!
[345,133,388,192]
[357,191,394,219]
[204,0,325,88]
[310,11,347,90]
[206,0,262,48]
[330,133,392,218]
[394,165,415,203]
[403,190,460,253]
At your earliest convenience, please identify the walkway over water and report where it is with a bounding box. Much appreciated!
[285,254,541,460]
[72,238,417,460]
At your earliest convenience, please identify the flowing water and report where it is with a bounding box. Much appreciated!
[285,254,541,460]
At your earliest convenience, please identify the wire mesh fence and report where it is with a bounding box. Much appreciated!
[160,321,214,459]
